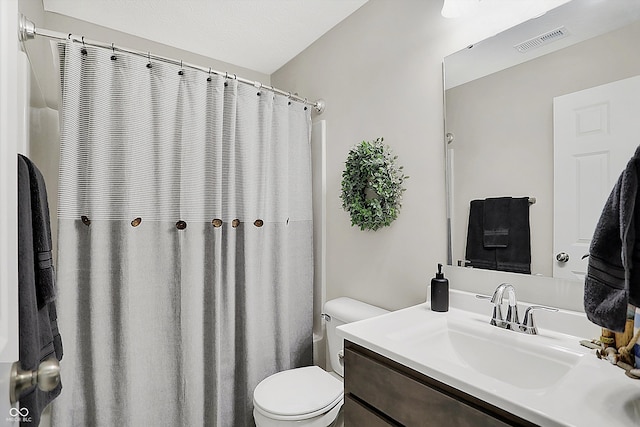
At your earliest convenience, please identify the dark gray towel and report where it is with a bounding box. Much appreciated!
[24,156,57,309]
[584,145,640,332]
[496,197,531,274]
[465,197,531,274]
[466,199,497,270]
[483,197,510,248]
[18,155,63,426]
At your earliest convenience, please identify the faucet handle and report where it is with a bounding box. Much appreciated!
[476,294,506,327]
[521,305,559,335]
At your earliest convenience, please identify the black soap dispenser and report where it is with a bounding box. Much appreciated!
[430,263,449,312]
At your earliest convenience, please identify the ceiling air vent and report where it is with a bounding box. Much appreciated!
[514,26,569,53]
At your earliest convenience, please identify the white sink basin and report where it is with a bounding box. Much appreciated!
[385,312,582,390]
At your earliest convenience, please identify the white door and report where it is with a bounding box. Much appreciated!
[1,0,20,424]
[553,75,640,280]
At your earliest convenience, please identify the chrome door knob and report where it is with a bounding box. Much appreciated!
[556,252,570,263]
[10,359,60,404]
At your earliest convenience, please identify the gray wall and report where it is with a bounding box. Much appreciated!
[272,0,475,310]
[447,20,640,277]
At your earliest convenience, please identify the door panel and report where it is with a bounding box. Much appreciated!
[553,75,640,280]
[1,0,21,423]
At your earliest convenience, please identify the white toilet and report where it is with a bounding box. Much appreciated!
[253,297,389,427]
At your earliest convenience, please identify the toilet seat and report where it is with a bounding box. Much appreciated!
[253,366,343,421]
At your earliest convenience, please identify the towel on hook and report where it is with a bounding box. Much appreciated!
[585,145,640,332]
[17,154,63,427]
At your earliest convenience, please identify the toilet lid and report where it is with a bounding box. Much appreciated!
[253,366,343,419]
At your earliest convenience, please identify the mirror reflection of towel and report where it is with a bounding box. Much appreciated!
[465,197,531,274]
[483,197,510,248]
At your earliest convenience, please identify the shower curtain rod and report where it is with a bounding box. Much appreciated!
[18,15,326,114]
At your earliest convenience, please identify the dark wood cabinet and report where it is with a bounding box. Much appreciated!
[344,341,537,427]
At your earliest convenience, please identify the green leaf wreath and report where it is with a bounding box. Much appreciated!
[340,138,408,231]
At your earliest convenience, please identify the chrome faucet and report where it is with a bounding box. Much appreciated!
[490,283,519,329]
[478,283,558,334]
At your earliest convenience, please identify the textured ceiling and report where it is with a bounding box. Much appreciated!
[42,0,369,74]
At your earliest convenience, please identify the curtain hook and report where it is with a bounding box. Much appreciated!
[67,33,72,40]
[233,73,237,80]
[207,67,212,82]
[146,52,152,68]
[81,36,85,46]
[110,42,117,60]
[224,71,228,79]
[111,42,115,52]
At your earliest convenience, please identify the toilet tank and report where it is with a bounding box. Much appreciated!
[322,297,389,377]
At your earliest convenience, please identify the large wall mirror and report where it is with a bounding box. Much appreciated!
[444,0,640,282]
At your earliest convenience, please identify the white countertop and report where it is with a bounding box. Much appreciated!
[337,291,640,427]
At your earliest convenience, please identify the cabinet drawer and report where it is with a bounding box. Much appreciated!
[344,395,397,427]
[345,342,528,426]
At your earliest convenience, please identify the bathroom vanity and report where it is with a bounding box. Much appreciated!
[344,340,532,426]
[338,290,640,426]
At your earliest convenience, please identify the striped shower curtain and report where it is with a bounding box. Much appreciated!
[51,40,313,426]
